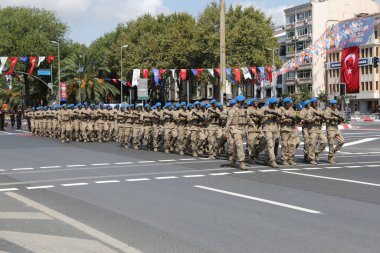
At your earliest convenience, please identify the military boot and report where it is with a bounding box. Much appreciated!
[328,156,336,164]
[270,161,279,168]
[230,160,237,168]
[239,162,248,171]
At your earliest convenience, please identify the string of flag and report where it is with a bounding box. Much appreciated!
[0,56,55,76]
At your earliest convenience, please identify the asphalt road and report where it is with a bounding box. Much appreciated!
[0,123,380,253]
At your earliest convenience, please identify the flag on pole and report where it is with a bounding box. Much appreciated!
[37,56,45,67]
[234,68,241,82]
[29,57,37,75]
[0,57,8,73]
[241,67,252,80]
[258,67,265,80]
[159,69,167,79]
[48,56,55,64]
[215,68,221,76]
[266,66,273,84]
[180,69,187,81]
[132,69,141,87]
[170,69,177,79]
[152,69,159,86]
[249,67,258,78]
[143,69,149,79]
[208,68,214,77]
[341,46,359,93]
[6,57,18,75]
[191,69,197,77]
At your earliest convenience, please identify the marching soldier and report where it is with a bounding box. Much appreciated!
[299,100,310,163]
[246,98,261,163]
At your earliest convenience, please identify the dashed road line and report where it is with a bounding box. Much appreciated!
[40,166,61,169]
[280,169,302,171]
[66,165,86,168]
[158,160,176,162]
[26,185,55,190]
[180,158,196,161]
[233,171,255,174]
[0,188,18,192]
[137,161,155,164]
[365,165,380,167]
[209,172,231,176]
[12,168,34,171]
[325,167,342,169]
[61,183,88,187]
[94,180,120,184]
[183,175,205,178]
[91,163,111,166]
[114,162,134,165]
[258,169,279,172]
[303,167,323,170]
[345,166,363,168]
[0,169,4,172]
[126,178,150,182]
[155,176,178,180]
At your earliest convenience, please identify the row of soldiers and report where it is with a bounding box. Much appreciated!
[26,96,345,170]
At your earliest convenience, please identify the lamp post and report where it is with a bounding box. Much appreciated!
[120,45,128,103]
[220,0,226,104]
[266,47,279,97]
[51,41,61,104]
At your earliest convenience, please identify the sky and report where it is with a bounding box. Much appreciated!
[0,0,349,45]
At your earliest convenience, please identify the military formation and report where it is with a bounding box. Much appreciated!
[25,96,345,170]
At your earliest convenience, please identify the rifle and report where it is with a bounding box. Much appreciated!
[263,109,282,118]
[330,111,348,124]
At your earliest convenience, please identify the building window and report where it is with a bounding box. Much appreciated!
[377,47,379,57]
[297,26,312,36]
[286,71,296,81]
[286,15,295,25]
[366,82,369,91]
[296,40,311,51]
[297,12,305,21]
[370,81,373,91]
[361,49,365,58]
[366,66,369,74]
[287,43,295,53]
[298,69,312,79]
[365,48,369,57]
[305,10,312,19]
[287,85,295,94]
[370,66,373,74]
[287,30,295,38]
[375,30,378,39]
[370,48,373,57]
[277,74,283,84]
[376,81,378,90]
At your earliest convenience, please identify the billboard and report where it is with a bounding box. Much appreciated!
[60,82,67,102]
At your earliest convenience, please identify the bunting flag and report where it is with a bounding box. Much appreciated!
[191,69,197,77]
[37,56,45,67]
[241,67,252,80]
[194,68,203,78]
[6,57,18,75]
[226,68,235,84]
[266,66,272,83]
[132,69,141,87]
[152,69,159,86]
[180,69,187,81]
[29,57,37,75]
[214,68,221,76]
[258,67,265,80]
[143,69,149,79]
[170,69,177,79]
[20,57,28,62]
[208,68,214,77]
[249,67,258,78]
[159,69,167,79]
[126,81,132,87]
[0,57,8,73]
[234,68,241,82]
[112,79,118,84]
[48,56,55,64]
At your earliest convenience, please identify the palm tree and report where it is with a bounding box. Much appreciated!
[0,77,23,108]
[61,52,120,103]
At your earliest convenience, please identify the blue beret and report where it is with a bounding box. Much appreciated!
[283,97,293,103]
[156,102,162,107]
[310,97,318,103]
[187,103,193,108]
[206,104,212,109]
[194,101,200,106]
[269,97,279,104]
[229,99,237,105]
[236,95,246,102]
[200,102,207,108]
[303,100,310,106]
[180,102,186,107]
[329,100,337,104]
[144,104,150,109]
[136,104,142,108]
[210,99,217,104]
[217,102,223,107]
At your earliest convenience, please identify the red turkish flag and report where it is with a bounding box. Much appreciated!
[249,67,258,78]
[6,57,18,75]
[341,46,359,93]
[214,68,221,76]
[196,68,203,78]
[143,69,149,79]
[234,68,241,82]
[159,69,167,79]
[48,56,55,64]
[266,66,272,83]
[180,69,187,81]
[29,57,37,75]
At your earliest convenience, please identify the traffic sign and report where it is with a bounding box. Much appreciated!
[38,69,51,76]
[137,78,149,100]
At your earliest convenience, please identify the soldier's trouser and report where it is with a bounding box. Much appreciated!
[164,127,174,151]
[302,127,310,158]
[258,131,277,163]
[133,124,142,148]
[117,125,125,144]
[327,127,345,161]
[177,125,186,153]
[142,125,152,148]
[308,129,327,162]
[197,128,207,153]
[207,125,218,157]
[61,122,72,142]
[73,120,80,140]
[281,130,298,163]
[169,128,178,151]
[152,125,161,149]
[247,131,260,158]
[124,126,133,146]
[80,122,87,141]
[230,126,245,162]
[186,129,199,153]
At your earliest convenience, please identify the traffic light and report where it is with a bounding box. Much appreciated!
[340,83,346,96]
[374,57,379,68]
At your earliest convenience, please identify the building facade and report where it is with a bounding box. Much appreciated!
[282,0,380,97]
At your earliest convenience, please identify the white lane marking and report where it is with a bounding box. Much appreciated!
[0,131,13,135]
[365,165,380,167]
[183,175,205,178]
[114,162,133,165]
[180,158,196,161]
[194,185,322,214]
[26,185,54,190]
[258,169,279,172]
[61,183,88,187]
[126,178,150,182]
[209,172,231,176]
[137,161,155,164]
[345,166,363,168]
[233,171,255,174]
[12,168,34,171]
[368,152,380,154]
[0,212,53,220]
[5,192,142,253]
[155,176,178,180]
[325,167,343,169]
[0,169,4,172]
[303,167,323,170]
[91,163,110,166]
[0,188,18,192]
[283,171,380,187]
[158,160,176,162]
[199,158,210,160]
[94,180,120,184]
[40,166,61,169]
[280,169,302,171]
[66,165,86,167]
[344,138,379,147]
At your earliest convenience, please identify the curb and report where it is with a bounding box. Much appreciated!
[297,124,352,131]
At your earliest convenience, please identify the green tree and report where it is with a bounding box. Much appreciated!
[0,7,68,106]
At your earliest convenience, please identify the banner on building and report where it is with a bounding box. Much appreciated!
[60,82,67,102]
[341,46,359,93]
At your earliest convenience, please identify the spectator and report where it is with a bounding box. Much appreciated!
[0,107,5,131]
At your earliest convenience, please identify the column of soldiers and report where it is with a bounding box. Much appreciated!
[27,96,345,170]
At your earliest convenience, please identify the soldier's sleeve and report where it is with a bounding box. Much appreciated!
[225,108,235,129]
[324,108,335,120]
[306,108,315,123]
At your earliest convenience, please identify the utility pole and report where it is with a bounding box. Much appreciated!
[120,45,128,103]
[220,0,226,104]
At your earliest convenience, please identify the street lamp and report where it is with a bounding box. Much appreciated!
[220,0,226,104]
[51,41,61,104]
[120,45,128,103]
[266,47,279,97]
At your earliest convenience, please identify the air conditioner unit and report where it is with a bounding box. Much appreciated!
[292,36,296,40]
[304,19,308,23]
[308,34,312,38]
[291,22,295,26]
[295,78,300,83]
[295,36,299,40]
